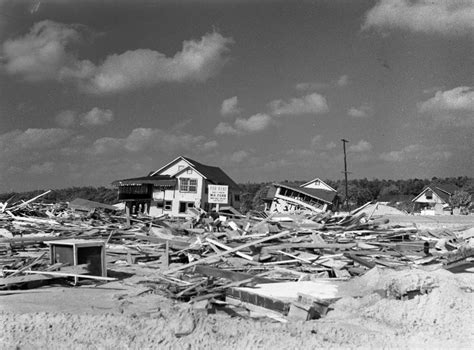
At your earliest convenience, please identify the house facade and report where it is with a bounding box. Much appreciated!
[412,183,459,214]
[113,156,241,217]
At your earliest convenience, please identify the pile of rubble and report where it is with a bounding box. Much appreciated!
[1,192,473,321]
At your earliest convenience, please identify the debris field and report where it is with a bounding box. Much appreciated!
[0,193,473,348]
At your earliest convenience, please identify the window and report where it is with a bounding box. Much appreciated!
[156,200,164,208]
[426,190,433,200]
[179,201,195,213]
[164,201,172,211]
[178,165,185,171]
[234,194,240,201]
[179,178,197,192]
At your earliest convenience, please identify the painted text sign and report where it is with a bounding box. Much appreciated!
[208,185,228,204]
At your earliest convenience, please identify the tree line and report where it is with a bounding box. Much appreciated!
[239,176,474,212]
[0,176,472,212]
[0,186,118,205]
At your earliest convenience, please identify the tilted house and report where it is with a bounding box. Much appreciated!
[268,178,339,213]
[113,156,241,217]
[412,183,460,213]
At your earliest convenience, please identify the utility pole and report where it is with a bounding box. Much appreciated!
[341,139,350,210]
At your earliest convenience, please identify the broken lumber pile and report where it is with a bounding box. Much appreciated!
[1,195,472,322]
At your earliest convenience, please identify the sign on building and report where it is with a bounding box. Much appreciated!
[208,185,228,204]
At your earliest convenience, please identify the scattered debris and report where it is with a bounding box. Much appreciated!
[1,196,473,323]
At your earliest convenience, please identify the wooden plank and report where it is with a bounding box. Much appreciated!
[133,234,190,250]
[225,297,288,323]
[261,242,356,253]
[2,269,117,281]
[7,251,47,277]
[205,238,255,261]
[7,190,51,212]
[0,236,74,245]
[343,253,376,269]
[277,250,320,265]
[164,230,293,274]
[0,274,54,287]
[193,265,276,284]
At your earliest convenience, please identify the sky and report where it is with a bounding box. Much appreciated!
[0,0,473,192]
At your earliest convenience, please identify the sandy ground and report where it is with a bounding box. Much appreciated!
[1,215,473,349]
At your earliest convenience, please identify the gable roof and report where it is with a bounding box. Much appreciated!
[275,183,338,204]
[182,157,240,190]
[150,156,240,190]
[412,183,460,203]
[300,178,337,192]
[150,156,193,176]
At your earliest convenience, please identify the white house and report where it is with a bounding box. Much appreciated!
[412,183,459,214]
[113,156,241,217]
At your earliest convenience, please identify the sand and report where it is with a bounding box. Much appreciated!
[1,266,472,349]
[1,214,473,349]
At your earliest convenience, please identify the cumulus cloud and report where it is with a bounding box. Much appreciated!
[348,104,373,118]
[81,107,114,126]
[90,127,211,156]
[336,75,349,87]
[418,86,474,126]
[419,86,474,112]
[295,82,329,91]
[214,122,239,136]
[268,93,329,116]
[363,0,474,36]
[349,140,373,153]
[310,134,323,148]
[2,20,85,81]
[380,144,452,162]
[310,135,339,151]
[214,113,272,136]
[0,128,71,153]
[2,20,233,94]
[235,113,272,132]
[230,150,249,163]
[55,109,77,127]
[220,96,241,116]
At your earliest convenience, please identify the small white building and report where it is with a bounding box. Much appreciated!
[412,183,459,214]
[113,156,241,217]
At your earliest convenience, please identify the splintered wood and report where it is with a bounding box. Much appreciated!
[1,196,473,322]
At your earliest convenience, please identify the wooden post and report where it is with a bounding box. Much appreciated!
[125,204,131,227]
[163,241,169,269]
[341,139,350,210]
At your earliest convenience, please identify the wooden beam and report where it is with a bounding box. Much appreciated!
[193,265,276,284]
[163,230,293,274]
[2,269,117,282]
[343,253,376,269]
[261,242,356,253]
[205,238,255,261]
[7,190,51,211]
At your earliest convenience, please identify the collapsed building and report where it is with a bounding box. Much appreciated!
[265,178,340,213]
